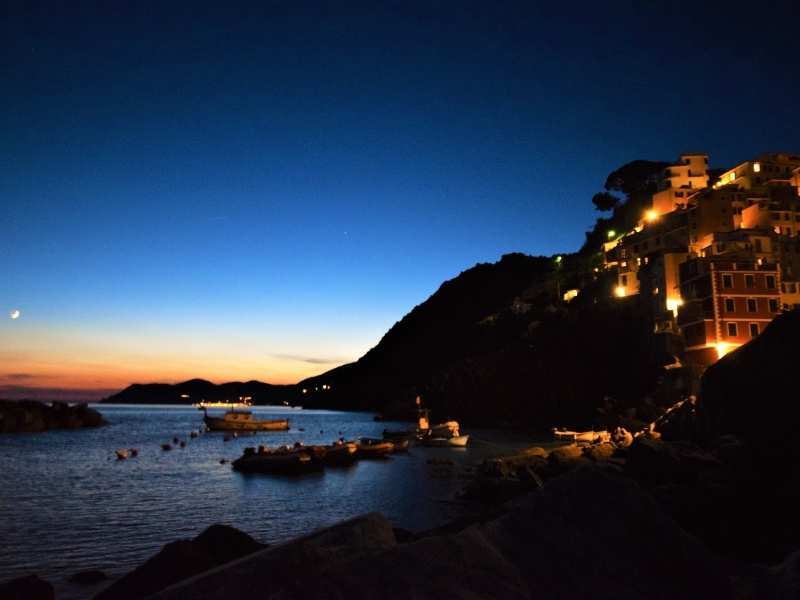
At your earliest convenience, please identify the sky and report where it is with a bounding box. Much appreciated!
[2,1,799,399]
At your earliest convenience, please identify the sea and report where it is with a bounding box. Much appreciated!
[0,404,541,598]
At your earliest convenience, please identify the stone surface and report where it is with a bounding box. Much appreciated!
[94,524,264,600]
[68,570,107,585]
[154,468,730,599]
[0,574,54,600]
[153,513,397,599]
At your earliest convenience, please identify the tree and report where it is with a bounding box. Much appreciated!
[592,192,620,212]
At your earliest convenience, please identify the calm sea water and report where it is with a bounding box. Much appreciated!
[0,404,537,597]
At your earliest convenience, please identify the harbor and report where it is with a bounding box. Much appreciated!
[0,403,550,599]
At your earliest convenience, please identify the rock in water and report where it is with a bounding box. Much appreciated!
[0,574,54,600]
[94,524,264,600]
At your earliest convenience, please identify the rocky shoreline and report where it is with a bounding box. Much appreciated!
[4,311,800,599]
[0,400,107,434]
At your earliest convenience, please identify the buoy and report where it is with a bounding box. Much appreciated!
[129,448,139,457]
[172,437,179,444]
[179,441,186,448]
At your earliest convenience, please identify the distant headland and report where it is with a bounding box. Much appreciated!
[103,379,297,406]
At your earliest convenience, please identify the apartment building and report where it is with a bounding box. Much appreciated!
[677,256,781,366]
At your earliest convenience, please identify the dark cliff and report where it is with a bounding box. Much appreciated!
[299,253,669,429]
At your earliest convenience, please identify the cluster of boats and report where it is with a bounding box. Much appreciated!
[232,437,406,475]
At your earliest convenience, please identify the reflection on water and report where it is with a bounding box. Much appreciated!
[0,404,534,592]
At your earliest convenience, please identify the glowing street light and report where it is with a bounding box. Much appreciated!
[615,285,626,298]
[607,230,616,239]
[645,210,659,223]
[554,255,563,264]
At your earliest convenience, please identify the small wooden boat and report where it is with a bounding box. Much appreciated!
[203,407,289,432]
[422,434,469,447]
[115,449,129,460]
[323,442,358,466]
[232,449,322,475]
[356,438,394,459]
[551,428,608,443]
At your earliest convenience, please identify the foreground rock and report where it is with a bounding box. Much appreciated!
[0,401,107,434]
[94,524,264,600]
[0,574,54,600]
[154,468,729,599]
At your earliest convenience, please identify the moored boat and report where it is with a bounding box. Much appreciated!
[202,407,289,432]
[356,438,394,459]
[323,442,358,466]
[422,434,469,447]
[232,447,322,475]
[551,428,609,443]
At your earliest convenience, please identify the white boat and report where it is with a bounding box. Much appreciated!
[551,428,608,443]
[423,434,469,447]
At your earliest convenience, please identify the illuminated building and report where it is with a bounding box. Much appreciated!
[677,255,781,367]
[713,153,800,192]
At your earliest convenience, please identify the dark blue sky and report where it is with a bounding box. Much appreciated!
[2,1,798,392]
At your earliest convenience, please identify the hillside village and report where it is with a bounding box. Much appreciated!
[580,152,800,374]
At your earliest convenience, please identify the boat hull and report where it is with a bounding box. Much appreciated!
[232,452,321,475]
[204,416,289,431]
[422,435,469,447]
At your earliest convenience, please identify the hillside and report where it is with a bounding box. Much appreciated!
[104,379,296,405]
[298,252,671,429]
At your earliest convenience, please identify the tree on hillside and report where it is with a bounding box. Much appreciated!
[592,192,620,212]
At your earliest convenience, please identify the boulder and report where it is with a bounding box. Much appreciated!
[700,310,800,462]
[582,442,615,462]
[200,468,730,599]
[625,437,721,486]
[768,548,800,600]
[0,574,54,600]
[95,524,264,600]
[68,570,107,585]
[152,513,397,599]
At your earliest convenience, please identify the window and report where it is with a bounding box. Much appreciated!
[750,323,759,337]
[621,275,628,286]
[766,275,776,289]
[723,274,733,288]
[747,298,757,312]
[727,322,738,337]
[725,298,735,312]
[769,298,779,312]
[745,274,755,288]
[790,283,797,293]
[755,239,763,252]
[753,162,761,173]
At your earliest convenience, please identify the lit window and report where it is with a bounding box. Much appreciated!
[753,162,761,173]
